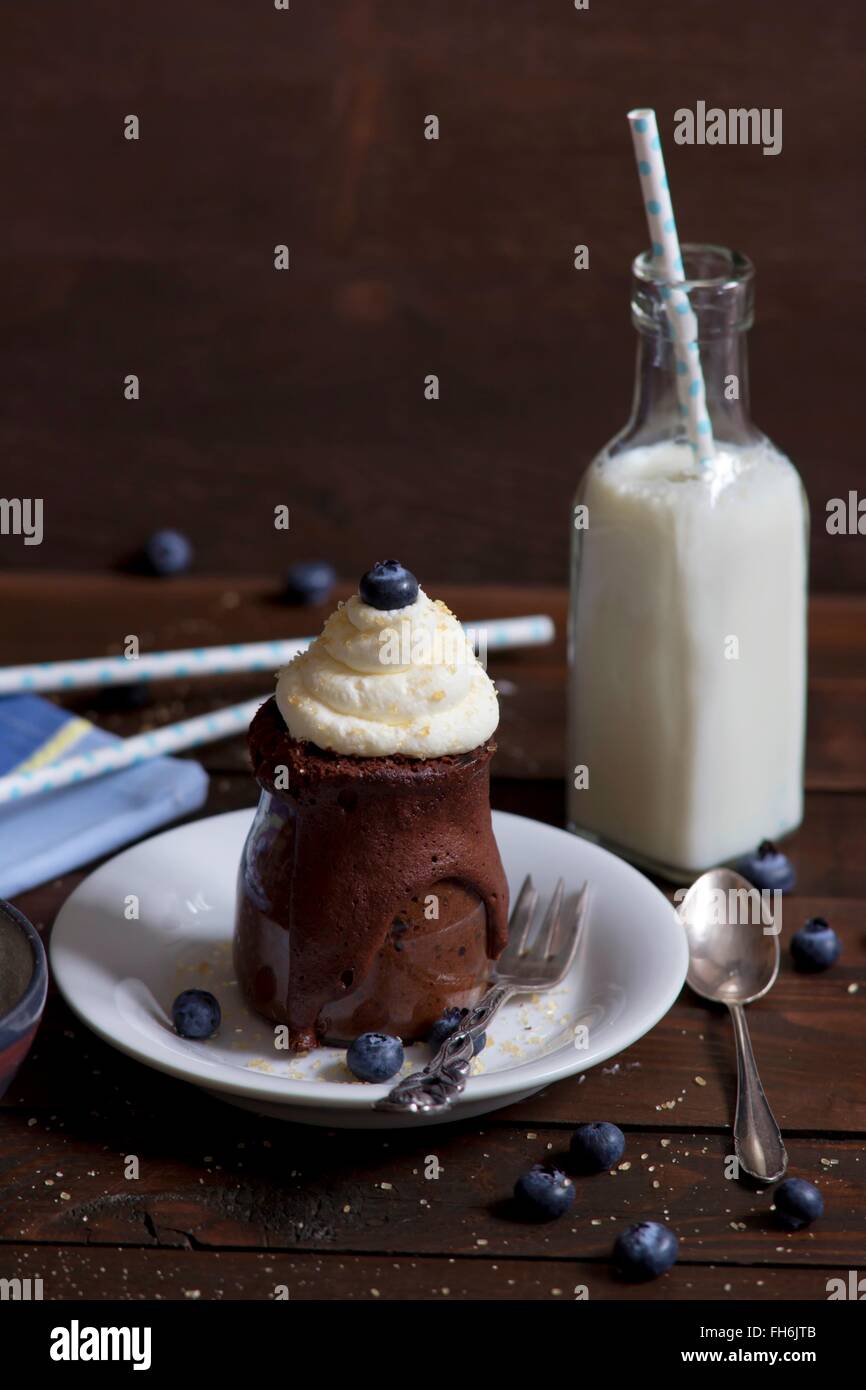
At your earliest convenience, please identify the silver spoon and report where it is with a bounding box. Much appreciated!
[678,868,788,1183]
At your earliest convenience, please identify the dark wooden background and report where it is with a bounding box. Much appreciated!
[2,0,864,589]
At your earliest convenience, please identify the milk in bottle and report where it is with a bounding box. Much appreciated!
[567,247,808,879]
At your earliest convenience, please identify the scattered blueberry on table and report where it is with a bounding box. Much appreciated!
[359,560,419,611]
[514,1164,575,1221]
[736,840,796,892]
[144,529,193,577]
[281,560,337,606]
[346,1032,404,1083]
[427,1006,485,1056]
[773,1177,824,1230]
[570,1121,626,1173]
[613,1221,679,1281]
[790,916,841,972]
[172,989,221,1039]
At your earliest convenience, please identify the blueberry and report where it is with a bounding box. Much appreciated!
[570,1121,626,1174]
[172,989,221,1039]
[144,529,193,577]
[514,1164,575,1221]
[346,1032,404,1083]
[613,1221,679,1282]
[790,917,841,973]
[281,560,337,607]
[359,560,419,611]
[735,840,796,892]
[427,1007,485,1056]
[774,1177,824,1231]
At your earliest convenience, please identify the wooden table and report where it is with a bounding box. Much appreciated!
[2,576,864,1302]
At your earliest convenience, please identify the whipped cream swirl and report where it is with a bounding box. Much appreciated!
[275,589,499,757]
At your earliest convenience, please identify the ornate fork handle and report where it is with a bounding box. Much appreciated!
[375,984,512,1114]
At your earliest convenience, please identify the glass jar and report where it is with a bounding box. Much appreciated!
[233,746,503,1050]
[567,245,808,880]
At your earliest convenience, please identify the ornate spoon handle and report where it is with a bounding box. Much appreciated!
[729,1002,788,1182]
[375,984,513,1114]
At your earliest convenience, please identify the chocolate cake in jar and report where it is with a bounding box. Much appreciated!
[233,562,509,1052]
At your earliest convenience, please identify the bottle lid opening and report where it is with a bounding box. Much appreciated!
[632,244,755,337]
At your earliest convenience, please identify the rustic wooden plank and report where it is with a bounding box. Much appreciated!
[807,597,866,680]
[0,1098,861,1265]
[0,576,568,662]
[0,1244,843,1301]
[780,799,866,899]
[806,680,866,790]
[2,579,864,674]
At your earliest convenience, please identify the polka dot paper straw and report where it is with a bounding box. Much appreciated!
[0,618,553,697]
[0,696,266,805]
[627,108,715,469]
[0,638,308,697]
[0,616,555,802]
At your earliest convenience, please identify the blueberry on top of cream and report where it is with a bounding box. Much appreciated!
[359,560,419,611]
[275,569,499,758]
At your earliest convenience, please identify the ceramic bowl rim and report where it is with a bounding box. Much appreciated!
[0,898,48,1038]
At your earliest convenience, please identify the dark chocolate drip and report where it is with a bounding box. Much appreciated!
[244,698,508,1051]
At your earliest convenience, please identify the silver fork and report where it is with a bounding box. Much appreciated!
[375,874,590,1115]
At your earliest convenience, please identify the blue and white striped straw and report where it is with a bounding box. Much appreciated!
[627,107,715,470]
[0,616,554,697]
[0,614,556,803]
[0,639,307,697]
[0,696,265,805]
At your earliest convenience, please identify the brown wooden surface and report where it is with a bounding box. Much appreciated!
[1,577,865,1302]
[2,1,865,591]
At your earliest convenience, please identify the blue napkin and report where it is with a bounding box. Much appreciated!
[0,695,209,898]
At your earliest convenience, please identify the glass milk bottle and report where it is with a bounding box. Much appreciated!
[567,245,808,880]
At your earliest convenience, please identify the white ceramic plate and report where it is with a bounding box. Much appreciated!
[50,809,687,1127]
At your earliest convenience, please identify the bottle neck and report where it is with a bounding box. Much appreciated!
[622,244,761,455]
[622,326,756,452]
